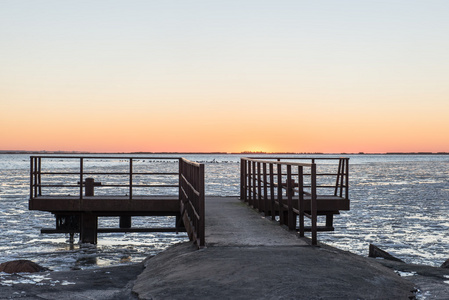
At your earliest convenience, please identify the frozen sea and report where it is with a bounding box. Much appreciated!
[1,153,449,271]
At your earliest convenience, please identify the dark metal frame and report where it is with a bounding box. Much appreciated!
[30,156,181,200]
[240,157,349,245]
[29,156,205,247]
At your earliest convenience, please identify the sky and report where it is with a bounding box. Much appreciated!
[1,1,449,153]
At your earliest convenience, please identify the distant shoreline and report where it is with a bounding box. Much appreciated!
[1,151,448,155]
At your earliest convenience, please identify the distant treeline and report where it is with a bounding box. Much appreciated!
[1,151,448,155]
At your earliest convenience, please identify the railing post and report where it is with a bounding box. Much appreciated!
[30,157,34,201]
[129,158,133,200]
[263,162,268,216]
[247,161,252,204]
[335,159,342,196]
[287,165,295,230]
[269,163,275,220]
[33,157,39,198]
[342,158,346,197]
[252,161,257,207]
[277,163,284,226]
[257,162,262,212]
[240,158,245,200]
[38,157,42,196]
[298,166,305,237]
[179,158,183,200]
[122,157,132,227]
[85,178,95,196]
[177,158,184,232]
[198,163,205,247]
[311,163,317,245]
[345,158,349,199]
[80,158,83,200]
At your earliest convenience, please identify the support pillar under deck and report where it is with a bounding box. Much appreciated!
[120,216,132,229]
[80,213,98,244]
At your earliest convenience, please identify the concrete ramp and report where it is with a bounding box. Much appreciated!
[133,197,415,299]
[205,196,308,247]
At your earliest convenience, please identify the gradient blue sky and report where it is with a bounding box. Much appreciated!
[1,1,449,153]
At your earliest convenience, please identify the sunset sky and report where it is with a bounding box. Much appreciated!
[1,1,448,153]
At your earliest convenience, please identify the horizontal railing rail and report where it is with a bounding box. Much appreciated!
[240,157,349,245]
[30,156,182,200]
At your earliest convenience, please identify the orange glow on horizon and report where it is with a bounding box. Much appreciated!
[2,89,449,154]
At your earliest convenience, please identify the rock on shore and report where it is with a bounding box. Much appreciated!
[0,260,48,273]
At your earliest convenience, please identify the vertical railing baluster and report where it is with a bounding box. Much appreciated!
[240,158,245,200]
[257,162,261,212]
[80,158,83,199]
[179,159,182,200]
[270,163,275,220]
[345,158,349,199]
[198,163,205,247]
[129,158,133,200]
[298,166,304,237]
[30,157,34,200]
[277,163,283,225]
[339,159,344,197]
[38,157,42,196]
[263,162,268,216]
[247,161,252,204]
[311,163,317,245]
[33,157,38,198]
[287,164,295,230]
[252,161,256,207]
[335,159,342,196]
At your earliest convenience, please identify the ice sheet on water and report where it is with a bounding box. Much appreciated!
[0,272,68,287]
[2,154,449,269]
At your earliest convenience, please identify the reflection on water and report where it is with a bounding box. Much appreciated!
[1,154,449,270]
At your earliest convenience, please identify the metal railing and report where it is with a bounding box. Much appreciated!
[30,156,181,199]
[30,156,205,247]
[179,158,205,248]
[240,157,349,245]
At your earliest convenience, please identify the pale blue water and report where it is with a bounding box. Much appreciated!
[1,154,449,271]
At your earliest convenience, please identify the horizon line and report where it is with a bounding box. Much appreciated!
[1,150,449,155]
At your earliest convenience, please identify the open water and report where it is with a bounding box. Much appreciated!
[1,153,449,271]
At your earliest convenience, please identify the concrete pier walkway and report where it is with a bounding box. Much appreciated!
[133,197,415,299]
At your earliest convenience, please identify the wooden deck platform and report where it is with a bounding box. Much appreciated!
[29,195,179,215]
[30,195,183,244]
[299,195,350,212]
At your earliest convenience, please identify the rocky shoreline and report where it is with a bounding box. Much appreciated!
[377,258,449,299]
[2,243,449,299]
[0,262,143,299]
